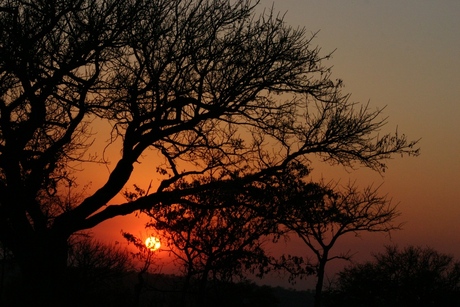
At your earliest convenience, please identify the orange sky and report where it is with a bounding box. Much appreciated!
[84,0,460,289]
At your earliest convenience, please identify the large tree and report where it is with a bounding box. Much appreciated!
[0,0,418,302]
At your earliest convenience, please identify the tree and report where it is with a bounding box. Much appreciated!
[328,245,460,307]
[121,231,164,307]
[1,235,134,306]
[67,236,132,280]
[141,179,278,307]
[271,167,401,307]
[66,237,133,306]
[0,0,418,302]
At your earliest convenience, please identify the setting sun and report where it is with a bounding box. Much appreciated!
[145,236,161,251]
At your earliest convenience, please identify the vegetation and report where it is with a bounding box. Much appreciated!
[0,0,418,304]
[270,169,401,307]
[146,187,275,305]
[326,245,460,307]
[1,235,315,306]
[125,166,402,307]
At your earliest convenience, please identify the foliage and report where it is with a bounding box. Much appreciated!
[269,253,316,284]
[142,178,279,306]
[68,236,133,277]
[265,165,401,306]
[66,237,133,306]
[327,245,460,307]
[0,0,418,303]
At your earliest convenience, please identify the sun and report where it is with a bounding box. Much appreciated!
[145,236,161,251]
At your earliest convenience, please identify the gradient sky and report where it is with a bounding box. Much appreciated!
[91,0,460,288]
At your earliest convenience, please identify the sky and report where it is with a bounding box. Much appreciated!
[90,0,460,289]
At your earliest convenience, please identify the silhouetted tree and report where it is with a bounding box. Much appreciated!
[121,231,164,307]
[270,167,401,307]
[0,0,418,303]
[66,237,133,306]
[142,179,279,307]
[68,236,132,278]
[328,245,460,307]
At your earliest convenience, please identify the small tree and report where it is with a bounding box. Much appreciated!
[143,180,279,306]
[329,245,460,307]
[66,237,133,306]
[272,168,401,307]
[68,236,132,279]
[121,231,164,307]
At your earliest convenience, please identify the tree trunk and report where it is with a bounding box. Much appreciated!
[196,270,209,307]
[181,268,193,306]
[314,257,328,307]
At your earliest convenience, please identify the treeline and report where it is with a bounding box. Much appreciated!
[325,245,460,307]
[3,239,459,306]
[1,240,314,307]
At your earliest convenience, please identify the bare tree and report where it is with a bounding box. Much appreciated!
[273,171,401,307]
[68,236,132,279]
[66,236,133,305]
[121,231,163,307]
[0,0,418,302]
[139,179,278,306]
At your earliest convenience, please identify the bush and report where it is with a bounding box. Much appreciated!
[326,245,460,307]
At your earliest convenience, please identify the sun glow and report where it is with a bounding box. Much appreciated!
[145,236,161,251]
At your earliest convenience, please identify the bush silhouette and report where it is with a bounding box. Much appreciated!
[327,245,460,307]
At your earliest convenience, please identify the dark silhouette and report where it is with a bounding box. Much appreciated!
[0,0,419,303]
[121,232,162,307]
[66,237,133,306]
[327,245,460,306]
[125,179,280,306]
[1,236,133,306]
[264,164,401,307]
